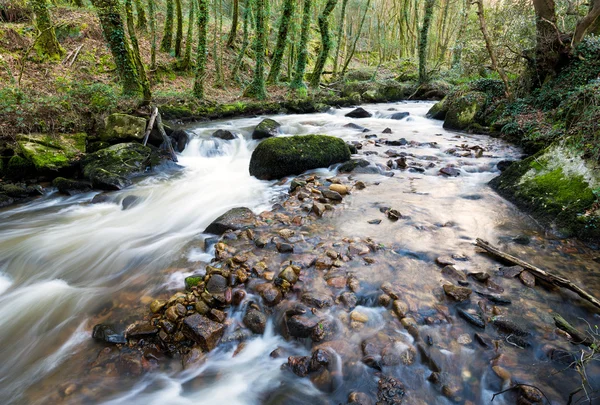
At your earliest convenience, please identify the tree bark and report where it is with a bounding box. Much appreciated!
[160,0,174,52]
[31,0,64,59]
[231,0,251,81]
[290,0,312,89]
[192,0,209,98]
[332,0,348,77]
[226,0,238,47]
[572,0,600,47]
[451,0,470,69]
[340,0,370,78]
[148,0,156,69]
[174,0,183,56]
[531,0,561,83]
[310,0,338,88]
[125,0,151,103]
[418,0,435,84]
[181,0,194,70]
[266,0,295,84]
[134,0,147,30]
[92,0,141,95]
[244,0,266,98]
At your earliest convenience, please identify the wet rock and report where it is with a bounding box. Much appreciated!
[338,292,358,309]
[387,209,402,221]
[439,166,461,177]
[287,356,311,377]
[303,292,334,308]
[474,333,493,348]
[496,160,514,172]
[276,241,294,253]
[182,314,226,351]
[290,178,307,192]
[243,308,267,334]
[150,299,166,313]
[92,324,126,344]
[338,159,371,173]
[457,308,485,328]
[313,202,326,217]
[121,195,140,210]
[165,303,186,321]
[519,270,536,287]
[195,301,210,315]
[513,234,531,245]
[491,315,531,337]
[492,365,511,382]
[212,129,237,140]
[377,375,405,405]
[204,207,256,234]
[368,219,382,225]
[443,284,472,301]
[417,343,442,372]
[126,322,159,339]
[345,107,372,118]
[118,347,143,376]
[435,256,455,266]
[519,385,544,404]
[348,392,372,405]
[101,113,146,142]
[182,347,206,369]
[390,112,410,120]
[206,274,228,294]
[287,315,318,338]
[382,128,392,134]
[252,118,281,140]
[344,123,370,132]
[329,184,349,195]
[209,308,227,323]
[52,177,92,195]
[392,300,409,319]
[441,265,466,282]
[259,284,283,306]
[350,310,369,323]
[498,265,524,278]
[322,189,343,201]
[468,272,490,282]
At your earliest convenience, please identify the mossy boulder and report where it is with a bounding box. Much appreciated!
[490,144,600,240]
[443,91,487,131]
[6,155,35,178]
[101,113,147,143]
[252,118,282,140]
[249,135,351,180]
[16,133,86,172]
[427,97,449,120]
[53,177,92,195]
[82,143,153,190]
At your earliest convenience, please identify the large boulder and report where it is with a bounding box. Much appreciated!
[249,135,351,180]
[82,142,153,190]
[427,97,449,120]
[443,91,487,130]
[101,113,147,143]
[16,133,86,172]
[204,207,256,234]
[252,118,281,140]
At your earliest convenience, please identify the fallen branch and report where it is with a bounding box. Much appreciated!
[68,44,84,67]
[553,313,594,347]
[155,110,178,162]
[142,106,158,146]
[475,239,600,312]
[491,383,550,404]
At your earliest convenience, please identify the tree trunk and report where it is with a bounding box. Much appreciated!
[174,0,183,56]
[451,0,470,70]
[572,0,600,47]
[418,0,435,83]
[231,0,251,81]
[92,0,141,95]
[266,0,295,84]
[475,0,510,97]
[125,0,152,103]
[290,0,311,90]
[244,0,266,98]
[192,0,209,98]
[309,0,338,88]
[134,0,147,30]
[332,0,348,78]
[212,0,224,86]
[340,0,370,78]
[531,0,562,84]
[31,0,64,59]
[148,0,156,69]
[72,0,83,7]
[181,0,194,70]
[226,0,238,47]
[160,0,174,52]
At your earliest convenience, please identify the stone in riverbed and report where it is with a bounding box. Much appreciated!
[443,284,472,301]
[249,135,351,180]
[252,118,281,140]
[182,314,226,351]
[212,129,237,140]
[329,184,348,195]
[259,284,283,306]
[100,113,146,142]
[286,315,318,338]
[322,189,343,201]
[53,177,92,195]
[390,112,409,120]
[377,375,405,405]
[519,270,536,287]
[439,166,461,177]
[92,324,126,344]
[125,322,159,339]
[457,308,485,328]
[498,265,523,278]
[345,107,372,118]
[243,308,267,334]
[204,207,256,234]
[206,274,228,294]
[150,299,166,313]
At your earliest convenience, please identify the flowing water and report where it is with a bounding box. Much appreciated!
[0,102,599,404]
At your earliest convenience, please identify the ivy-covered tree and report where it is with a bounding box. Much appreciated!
[290,0,312,90]
[160,0,174,52]
[192,0,209,98]
[125,0,151,102]
[266,0,295,84]
[31,0,64,59]
[231,0,252,81]
[309,0,337,88]
[174,0,183,56]
[332,0,348,77]
[226,0,238,47]
[244,0,267,98]
[134,0,147,30]
[418,0,435,83]
[181,0,194,70]
[148,0,156,69]
[92,0,141,95]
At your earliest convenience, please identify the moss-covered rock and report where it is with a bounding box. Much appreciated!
[249,135,351,180]
[101,113,147,143]
[252,118,282,140]
[427,97,449,120]
[16,133,86,172]
[204,207,256,234]
[88,141,111,153]
[52,177,92,195]
[82,142,152,190]
[6,155,35,178]
[490,144,600,240]
[443,91,487,131]
[0,193,14,208]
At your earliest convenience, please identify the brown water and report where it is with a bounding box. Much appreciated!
[0,102,598,404]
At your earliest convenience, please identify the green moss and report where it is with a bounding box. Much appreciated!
[101,113,147,142]
[7,155,34,177]
[16,133,87,171]
[444,91,487,130]
[185,275,203,290]
[249,135,351,180]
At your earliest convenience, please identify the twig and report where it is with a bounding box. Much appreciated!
[142,106,158,146]
[475,239,600,312]
[155,110,178,162]
[68,44,84,67]
[491,383,551,404]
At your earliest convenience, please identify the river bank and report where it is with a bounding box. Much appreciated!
[1,103,598,404]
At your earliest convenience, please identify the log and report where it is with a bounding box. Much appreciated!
[475,238,600,312]
[553,313,594,347]
[142,106,158,146]
[155,110,178,162]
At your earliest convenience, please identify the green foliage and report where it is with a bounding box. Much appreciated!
[469,78,506,99]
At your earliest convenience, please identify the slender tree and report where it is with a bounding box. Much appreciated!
[125,0,152,102]
[148,0,157,69]
[181,0,194,70]
[451,0,470,70]
[160,0,174,52]
[418,0,435,83]
[244,0,266,98]
[226,0,238,47]
[266,0,295,84]
[310,0,338,88]
[290,0,312,89]
[340,0,370,78]
[174,0,183,56]
[31,0,64,59]
[134,0,147,30]
[213,0,224,86]
[573,0,600,46]
[332,0,348,77]
[92,0,141,95]
[192,0,209,98]
[231,0,251,81]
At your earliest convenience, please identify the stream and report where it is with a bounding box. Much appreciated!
[0,102,599,404]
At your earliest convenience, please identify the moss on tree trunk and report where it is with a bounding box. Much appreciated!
[266,0,294,84]
[181,0,194,70]
[31,0,64,60]
[193,0,209,98]
[160,0,174,52]
[125,0,151,103]
[418,0,435,84]
[244,0,266,99]
[148,0,156,68]
[134,0,147,30]
[226,0,238,47]
[174,0,183,56]
[290,0,312,90]
[231,0,251,82]
[309,0,337,88]
[92,0,141,95]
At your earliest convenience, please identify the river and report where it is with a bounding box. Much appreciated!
[0,102,598,404]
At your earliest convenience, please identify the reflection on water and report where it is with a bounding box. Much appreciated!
[0,102,598,404]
